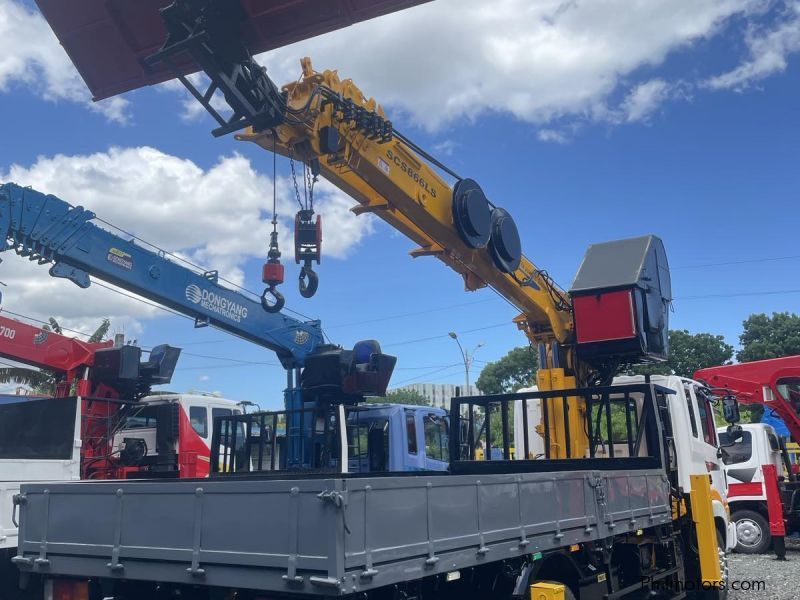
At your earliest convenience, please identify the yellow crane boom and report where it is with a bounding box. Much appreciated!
[238,59,574,348]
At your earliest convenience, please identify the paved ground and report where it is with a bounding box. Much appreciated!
[728,540,800,599]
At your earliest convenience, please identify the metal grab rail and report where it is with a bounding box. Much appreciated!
[211,405,344,475]
[211,404,400,476]
[449,383,673,475]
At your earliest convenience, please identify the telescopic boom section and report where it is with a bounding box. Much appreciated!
[238,60,574,346]
[0,183,324,369]
[0,314,111,376]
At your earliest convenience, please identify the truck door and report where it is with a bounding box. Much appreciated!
[765,430,784,476]
[687,383,725,493]
[422,412,449,471]
[404,409,422,470]
[0,395,81,552]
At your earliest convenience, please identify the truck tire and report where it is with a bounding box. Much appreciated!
[710,528,729,600]
[690,529,729,600]
[732,509,771,554]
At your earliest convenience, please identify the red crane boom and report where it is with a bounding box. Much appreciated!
[695,356,800,442]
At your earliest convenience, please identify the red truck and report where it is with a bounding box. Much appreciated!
[0,313,241,598]
[696,357,800,553]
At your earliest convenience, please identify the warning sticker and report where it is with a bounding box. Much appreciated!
[107,247,133,271]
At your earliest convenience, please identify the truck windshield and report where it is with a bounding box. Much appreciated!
[121,405,160,429]
[348,417,390,459]
[718,430,752,465]
[0,395,77,460]
[777,377,800,411]
[424,414,449,462]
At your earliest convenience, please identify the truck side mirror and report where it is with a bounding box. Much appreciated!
[726,424,744,443]
[722,394,740,424]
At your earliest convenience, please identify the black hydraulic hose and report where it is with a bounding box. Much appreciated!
[391,128,464,183]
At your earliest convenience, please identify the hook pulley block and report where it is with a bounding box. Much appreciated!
[295,210,322,265]
[261,228,285,313]
[295,209,322,298]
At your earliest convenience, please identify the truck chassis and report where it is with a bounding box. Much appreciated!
[13,384,714,599]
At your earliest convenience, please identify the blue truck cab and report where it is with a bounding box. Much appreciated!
[347,404,449,472]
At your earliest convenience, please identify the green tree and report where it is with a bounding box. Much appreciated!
[87,318,111,343]
[475,346,537,394]
[738,312,800,362]
[0,318,112,395]
[369,388,430,406]
[630,329,733,378]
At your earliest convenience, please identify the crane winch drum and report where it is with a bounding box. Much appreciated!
[570,235,671,366]
[451,179,522,274]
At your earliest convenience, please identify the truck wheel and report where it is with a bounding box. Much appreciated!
[713,529,730,600]
[733,509,771,554]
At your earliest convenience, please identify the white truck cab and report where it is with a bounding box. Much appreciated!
[1,392,241,579]
[717,422,784,553]
[515,375,736,552]
[617,376,735,550]
[0,395,82,556]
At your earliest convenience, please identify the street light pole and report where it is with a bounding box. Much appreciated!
[449,332,484,395]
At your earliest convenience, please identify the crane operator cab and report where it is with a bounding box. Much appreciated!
[301,339,396,402]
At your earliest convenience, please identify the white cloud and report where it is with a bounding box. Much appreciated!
[537,128,571,144]
[159,75,232,122]
[611,79,692,124]
[0,0,129,122]
[705,1,800,90]
[4,0,792,135]
[1,146,373,328]
[0,257,153,338]
[621,80,672,123]
[433,140,460,157]
[261,0,762,131]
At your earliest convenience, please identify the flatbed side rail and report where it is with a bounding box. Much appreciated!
[449,383,673,475]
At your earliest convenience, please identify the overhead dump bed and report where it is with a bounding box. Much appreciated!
[35,0,432,101]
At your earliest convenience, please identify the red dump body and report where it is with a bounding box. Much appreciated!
[35,0,431,100]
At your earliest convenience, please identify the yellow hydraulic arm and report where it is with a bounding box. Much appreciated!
[238,59,574,354]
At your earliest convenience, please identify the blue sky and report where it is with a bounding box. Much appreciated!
[0,0,798,407]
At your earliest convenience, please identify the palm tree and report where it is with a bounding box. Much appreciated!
[0,318,112,395]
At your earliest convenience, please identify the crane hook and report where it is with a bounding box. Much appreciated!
[295,208,321,299]
[261,229,285,313]
[261,285,285,313]
[299,262,319,298]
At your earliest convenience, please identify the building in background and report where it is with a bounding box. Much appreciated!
[398,383,480,409]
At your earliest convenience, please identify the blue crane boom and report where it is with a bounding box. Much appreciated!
[0,182,323,369]
[0,182,397,468]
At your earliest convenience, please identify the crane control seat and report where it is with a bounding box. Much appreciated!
[301,340,397,403]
